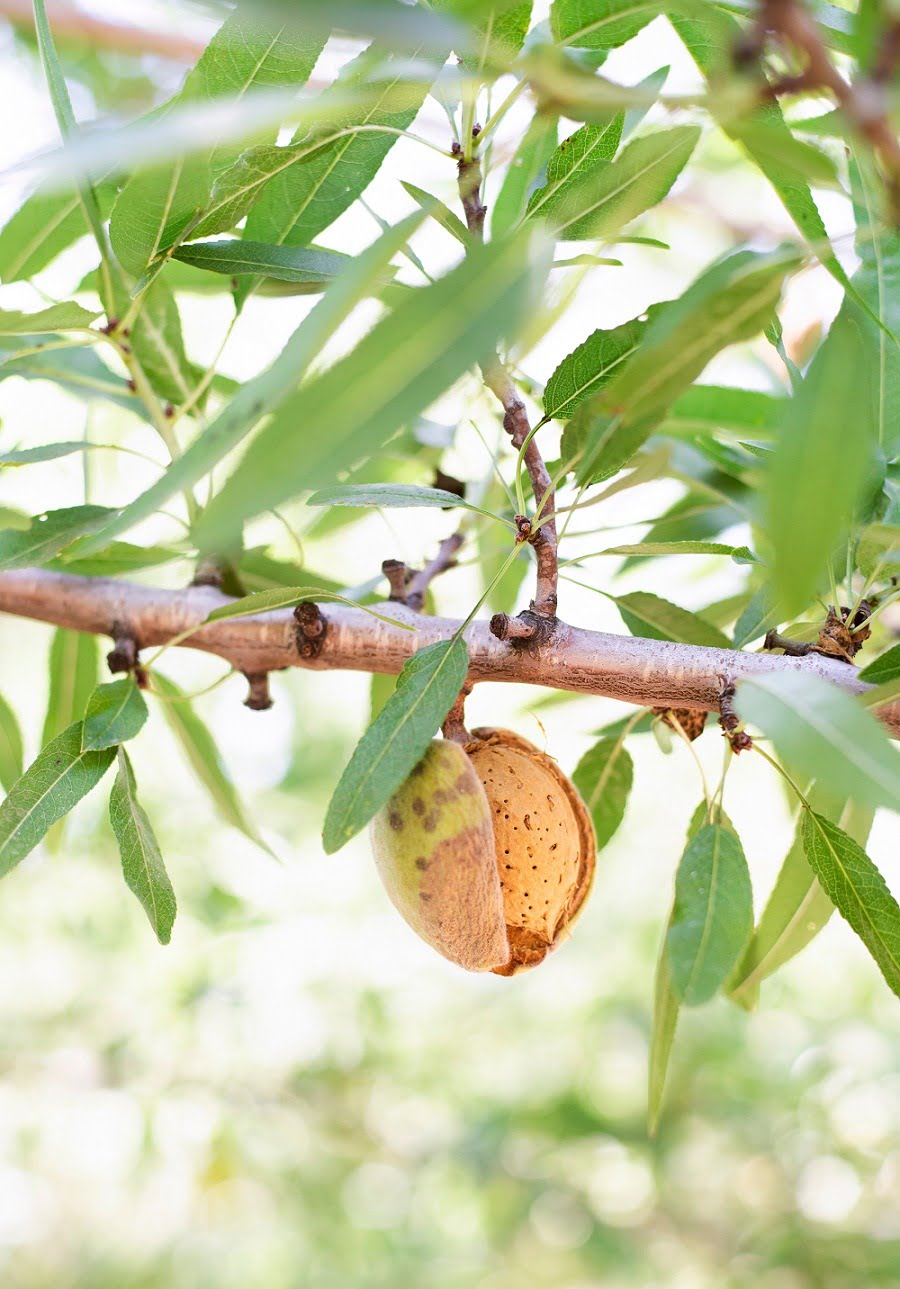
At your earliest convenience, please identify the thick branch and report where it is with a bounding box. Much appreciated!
[1,569,898,736]
[455,145,559,618]
[0,0,208,62]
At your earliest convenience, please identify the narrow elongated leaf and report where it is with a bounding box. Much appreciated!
[41,629,100,747]
[729,795,873,1005]
[0,723,115,878]
[572,734,633,850]
[0,691,24,793]
[803,812,900,997]
[0,507,114,572]
[737,671,900,812]
[602,541,757,562]
[733,586,781,649]
[544,314,644,420]
[0,182,116,283]
[769,314,879,613]
[322,637,469,852]
[241,43,440,254]
[153,672,265,849]
[525,114,624,227]
[552,0,662,48]
[82,679,149,752]
[308,482,497,517]
[127,279,196,407]
[0,340,146,419]
[204,586,411,628]
[0,303,98,336]
[859,643,900,686]
[665,384,785,438]
[666,821,753,1004]
[173,240,351,284]
[441,0,533,69]
[400,182,470,245]
[195,230,546,550]
[109,747,176,945]
[0,442,89,466]
[492,112,558,237]
[75,212,428,556]
[566,249,797,483]
[542,125,698,240]
[613,592,731,649]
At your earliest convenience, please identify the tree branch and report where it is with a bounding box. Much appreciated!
[455,143,559,619]
[1,569,897,736]
[0,0,208,62]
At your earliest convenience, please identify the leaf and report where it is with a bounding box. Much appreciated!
[152,672,266,850]
[802,811,900,998]
[525,114,624,227]
[539,125,699,240]
[0,303,99,336]
[492,111,558,237]
[41,629,100,747]
[0,723,116,879]
[768,313,880,613]
[0,340,146,419]
[322,637,469,852]
[400,182,470,245]
[0,691,24,794]
[172,240,352,285]
[566,249,797,483]
[544,314,644,420]
[648,922,679,1134]
[308,482,498,518]
[109,11,327,275]
[0,442,89,466]
[733,586,781,649]
[194,229,547,551]
[859,643,900,686]
[82,679,149,752]
[441,0,534,70]
[664,384,785,438]
[127,279,196,407]
[612,592,732,649]
[666,821,753,1004]
[551,0,662,48]
[109,747,176,945]
[572,735,633,850]
[239,43,440,256]
[0,182,117,284]
[204,586,412,629]
[737,671,900,813]
[601,541,757,562]
[49,542,184,578]
[74,211,429,556]
[0,507,115,572]
[729,794,874,1006]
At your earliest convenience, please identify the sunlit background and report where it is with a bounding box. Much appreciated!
[0,2,899,1285]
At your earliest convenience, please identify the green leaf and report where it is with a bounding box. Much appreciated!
[152,672,266,850]
[551,0,662,48]
[768,313,880,613]
[544,314,644,420]
[536,124,698,240]
[0,340,146,420]
[612,592,732,648]
[0,303,99,336]
[49,542,184,578]
[492,111,558,237]
[109,747,176,945]
[41,629,100,748]
[802,811,900,998]
[566,249,797,483]
[648,921,679,1134]
[729,794,874,1006]
[666,821,753,1005]
[525,114,624,227]
[400,182,470,245]
[0,442,89,466]
[240,43,440,256]
[441,0,533,69]
[733,586,781,649]
[0,507,115,572]
[195,229,547,551]
[572,734,633,850]
[109,11,327,275]
[859,643,900,686]
[322,637,469,852]
[127,279,196,407]
[82,679,149,752]
[204,586,412,629]
[664,384,785,438]
[172,240,352,285]
[0,722,115,879]
[308,482,498,519]
[737,671,900,813]
[74,211,429,556]
[600,541,757,562]
[0,182,117,284]
[0,691,24,794]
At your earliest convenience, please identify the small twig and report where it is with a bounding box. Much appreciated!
[454,135,559,620]
[442,684,473,744]
[490,612,536,642]
[106,623,148,688]
[764,629,812,657]
[718,678,753,753]
[243,673,273,711]
[406,533,464,611]
[382,559,411,603]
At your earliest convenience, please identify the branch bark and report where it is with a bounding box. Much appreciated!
[0,0,209,62]
[1,568,897,736]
